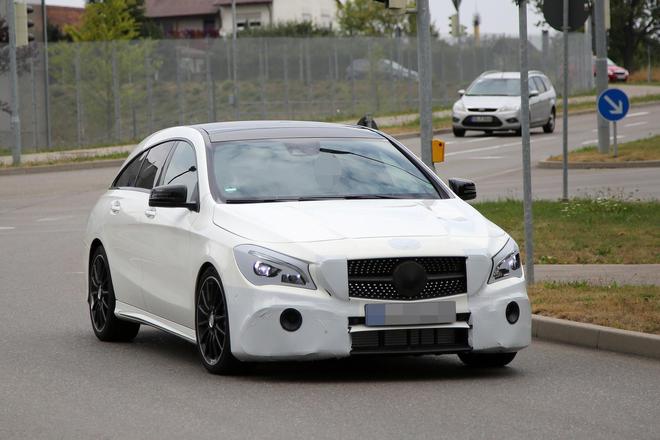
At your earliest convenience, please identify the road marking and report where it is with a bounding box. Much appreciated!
[627,111,649,118]
[446,141,519,157]
[581,135,626,145]
[0,226,15,230]
[36,216,71,222]
[478,167,521,180]
[624,121,647,128]
[469,156,504,160]
[463,137,496,144]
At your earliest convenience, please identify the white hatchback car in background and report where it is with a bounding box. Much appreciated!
[452,70,556,137]
[85,121,531,374]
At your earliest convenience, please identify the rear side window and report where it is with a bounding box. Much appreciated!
[161,142,198,203]
[532,77,547,93]
[542,77,553,91]
[135,142,175,190]
[113,152,146,188]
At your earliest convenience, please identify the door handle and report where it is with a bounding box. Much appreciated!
[144,207,156,219]
[110,201,121,214]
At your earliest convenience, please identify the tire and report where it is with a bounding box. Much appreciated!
[457,351,517,368]
[543,109,556,133]
[195,267,240,375]
[88,245,140,342]
[453,127,466,137]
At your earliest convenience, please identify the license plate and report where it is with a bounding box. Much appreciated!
[471,116,493,123]
[365,302,456,327]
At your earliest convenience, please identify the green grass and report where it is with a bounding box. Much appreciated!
[548,134,660,162]
[0,151,129,169]
[529,282,660,334]
[473,199,660,264]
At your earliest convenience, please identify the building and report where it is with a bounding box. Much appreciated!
[145,0,338,38]
[25,1,85,42]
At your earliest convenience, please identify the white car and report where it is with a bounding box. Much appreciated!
[452,71,556,137]
[85,121,531,374]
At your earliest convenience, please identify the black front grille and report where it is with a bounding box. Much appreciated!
[348,257,467,301]
[467,108,497,112]
[351,328,469,354]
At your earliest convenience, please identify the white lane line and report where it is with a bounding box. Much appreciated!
[531,137,557,143]
[581,139,598,145]
[624,121,648,128]
[463,136,496,144]
[446,141,519,157]
[0,226,16,230]
[469,156,505,160]
[627,111,649,118]
[36,215,71,222]
[478,167,521,180]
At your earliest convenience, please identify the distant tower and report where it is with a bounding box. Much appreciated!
[473,12,481,46]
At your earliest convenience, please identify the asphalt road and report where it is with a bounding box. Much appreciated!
[1,146,660,439]
[402,103,660,200]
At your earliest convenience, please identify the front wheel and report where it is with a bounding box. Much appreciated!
[453,127,466,137]
[458,351,517,368]
[543,109,556,133]
[195,267,240,375]
[88,245,140,342]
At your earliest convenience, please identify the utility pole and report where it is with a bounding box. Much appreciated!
[8,0,22,165]
[562,0,569,200]
[518,0,534,284]
[416,0,433,168]
[42,0,51,149]
[594,0,609,154]
[231,0,238,118]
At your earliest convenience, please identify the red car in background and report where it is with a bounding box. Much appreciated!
[593,57,629,82]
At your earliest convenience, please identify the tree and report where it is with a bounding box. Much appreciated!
[86,0,161,39]
[237,21,336,37]
[337,0,408,36]
[65,0,139,42]
[518,0,660,71]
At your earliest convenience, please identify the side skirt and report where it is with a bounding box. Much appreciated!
[115,301,197,344]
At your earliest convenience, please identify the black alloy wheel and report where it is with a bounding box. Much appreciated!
[195,267,239,374]
[88,245,140,341]
[543,109,556,133]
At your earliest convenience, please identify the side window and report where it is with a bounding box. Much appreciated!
[135,142,175,190]
[542,77,554,92]
[161,142,199,204]
[531,77,546,93]
[113,151,146,188]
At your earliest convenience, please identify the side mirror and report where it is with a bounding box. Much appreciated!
[458,89,466,96]
[529,89,539,98]
[448,178,476,201]
[149,184,198,211]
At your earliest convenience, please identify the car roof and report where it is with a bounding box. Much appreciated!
[479,71,546,79]
[191,120,383,143]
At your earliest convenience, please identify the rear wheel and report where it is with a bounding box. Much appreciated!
[458,351,517,368]
[453,127,466,137]
[88,245,140,342]
[195,267,240,374]
[543,109,556,133]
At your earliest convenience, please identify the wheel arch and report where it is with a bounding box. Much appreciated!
[195,261,219,293]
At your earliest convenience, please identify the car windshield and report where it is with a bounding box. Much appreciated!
[466,78,520,96]
[607,58,616,66]
[209,138,441,202]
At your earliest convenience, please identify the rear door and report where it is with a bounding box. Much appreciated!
[139,141,200,328]
[103,151,149,309]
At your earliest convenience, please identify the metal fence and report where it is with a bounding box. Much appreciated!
[1,33,594,153]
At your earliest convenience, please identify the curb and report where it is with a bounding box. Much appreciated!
[0,159,124,176]
[538,159,660,169]
[532,314,660,360]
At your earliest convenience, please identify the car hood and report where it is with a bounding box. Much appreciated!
[460,95,520,109]
[213,199,505,244]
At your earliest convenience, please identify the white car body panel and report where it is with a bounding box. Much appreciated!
[85,122,531,363]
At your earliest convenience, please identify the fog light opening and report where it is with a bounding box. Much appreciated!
[505,301,520,324]
[280,308,303,332]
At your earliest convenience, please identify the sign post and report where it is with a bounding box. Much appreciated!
[597,88,629,157]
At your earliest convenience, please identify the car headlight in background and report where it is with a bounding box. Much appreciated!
[499,104,519,112]
[453,100,466,112]
[488,238,522,283]
[234,245,316,290]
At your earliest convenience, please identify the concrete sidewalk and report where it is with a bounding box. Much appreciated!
[534,264,660,285]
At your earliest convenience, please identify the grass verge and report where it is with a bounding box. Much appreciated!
[0,151,129,169]
[548,134,660,162]
[529,281,660,335]
[473,199,660,264]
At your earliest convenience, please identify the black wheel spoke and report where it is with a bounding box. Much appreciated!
[197,276,228,365]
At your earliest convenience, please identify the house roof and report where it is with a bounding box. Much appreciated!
[145,0,272,18]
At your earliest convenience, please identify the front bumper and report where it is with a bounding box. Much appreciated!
[226,271,530,361]
[452,109,521,131]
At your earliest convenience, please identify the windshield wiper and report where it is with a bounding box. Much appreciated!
[225,194,413,203]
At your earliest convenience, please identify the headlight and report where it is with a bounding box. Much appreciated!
[453,100,466,112]
[234,245,316,290]
[488,238,522,283]
[500,104,519,112]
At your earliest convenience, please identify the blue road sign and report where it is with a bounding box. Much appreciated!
[597,88,629,122]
